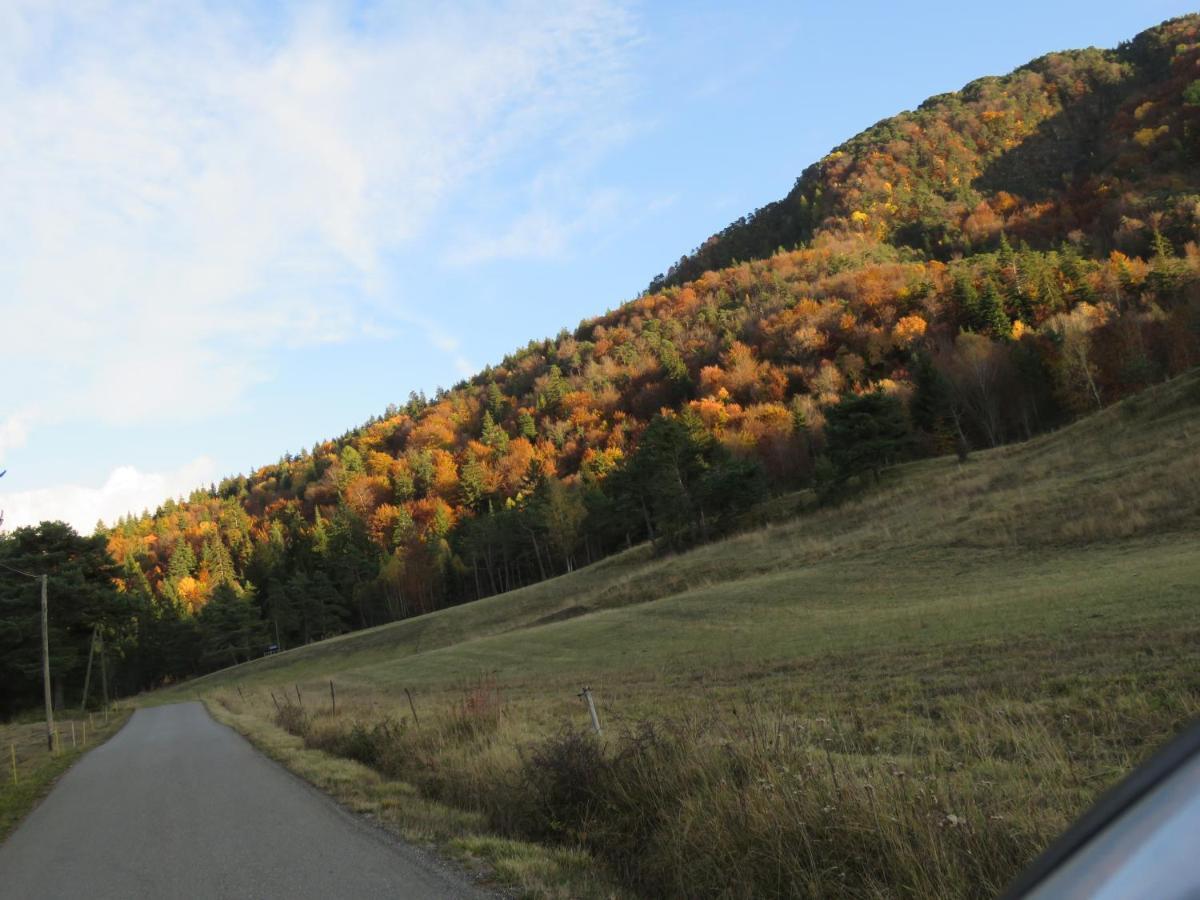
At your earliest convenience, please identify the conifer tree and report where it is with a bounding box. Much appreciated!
[824,391,912,483]
[481,411,510,452]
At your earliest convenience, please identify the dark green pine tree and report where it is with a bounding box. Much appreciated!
[910,353,963,457]
[955,272,981,331]
[201,535,237,588]
[978,278,1011,338]
[167,540,197,583]
[197,582,266,666]
[824,391,913,483]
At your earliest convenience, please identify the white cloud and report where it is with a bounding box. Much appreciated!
[0,0,636,437]
[0,415,31,466]
[0,457,218,534]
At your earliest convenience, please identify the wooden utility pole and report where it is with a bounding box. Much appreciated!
[80,625,98,711]
[99,631,109,711]
[41,574,54,751]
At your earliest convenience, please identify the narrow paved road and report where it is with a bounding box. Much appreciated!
[0,702,489,899]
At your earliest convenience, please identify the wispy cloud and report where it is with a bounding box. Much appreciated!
[445,188,625,266]
[0,415,31,467]
[0,0,637,439]
[0,0,637,527]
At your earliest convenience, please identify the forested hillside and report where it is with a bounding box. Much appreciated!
[652,15,1200,286]
[5,15,1196,703]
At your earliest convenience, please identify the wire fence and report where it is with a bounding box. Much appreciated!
[3,706,116,786]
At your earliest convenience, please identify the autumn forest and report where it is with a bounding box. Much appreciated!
[3,14,1199,714]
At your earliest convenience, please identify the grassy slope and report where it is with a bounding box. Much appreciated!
[156,369,1200,897]
[162,367,1200,698]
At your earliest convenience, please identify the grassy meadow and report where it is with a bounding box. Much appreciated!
[156,369,1200,898]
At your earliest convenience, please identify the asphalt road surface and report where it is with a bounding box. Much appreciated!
[0,702,490,899]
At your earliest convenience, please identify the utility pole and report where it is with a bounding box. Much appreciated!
[80,625,98,711]
[99,631,109,711]
[41,574,54,751]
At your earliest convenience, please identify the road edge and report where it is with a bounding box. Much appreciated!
[0,709,133,845]
[200,698,509,899]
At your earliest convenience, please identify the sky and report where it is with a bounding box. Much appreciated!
[1,0,1194,533]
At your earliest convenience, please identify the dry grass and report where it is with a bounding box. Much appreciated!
[151,369,1200,898]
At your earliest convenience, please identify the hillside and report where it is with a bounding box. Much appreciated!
[652,14,1200,287]
[73,13,1200,697]
[163,367,1200,898]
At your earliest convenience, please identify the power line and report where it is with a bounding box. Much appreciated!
[0,559,40,579]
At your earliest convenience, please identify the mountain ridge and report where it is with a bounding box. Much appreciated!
[650,14,1200,289]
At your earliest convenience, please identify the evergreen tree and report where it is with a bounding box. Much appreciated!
[978,278,1011,338]
[198,582,266,667]
[481,411,510,453]
[201,535,237,589]
[486,382,509,420]
[411,451,435,499]
[518,410,537,440]
[167,540,197,583]
[824,391,912,483]
[955,273,981,331]
[459,451,488,511]
[0,522,130,715]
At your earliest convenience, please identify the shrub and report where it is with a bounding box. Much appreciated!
[514,728,608,842]
[274,703,309,737]
[446,673,503,743]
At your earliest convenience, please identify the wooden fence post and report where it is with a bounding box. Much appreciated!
[329,680,337,715]
[405,688,420,729]
[294,685,303,708]
[71,721,76,748]
[579,687,602,735]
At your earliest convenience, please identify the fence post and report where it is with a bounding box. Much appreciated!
[294,684,303,708]
[579,687,602,735]
[71,721,76,748]
[329,680,336,715]
[405,688,420,729]
[269,691,281,713]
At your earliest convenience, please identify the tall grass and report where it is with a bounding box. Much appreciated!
[232,630,1199,900]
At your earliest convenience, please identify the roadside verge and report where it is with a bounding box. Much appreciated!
[0,709,132,843]
[205,697,624,899]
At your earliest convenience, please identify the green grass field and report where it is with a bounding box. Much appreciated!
[157,369,1200,898]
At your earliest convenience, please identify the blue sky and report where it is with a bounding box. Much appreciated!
[1,0,1194,531]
